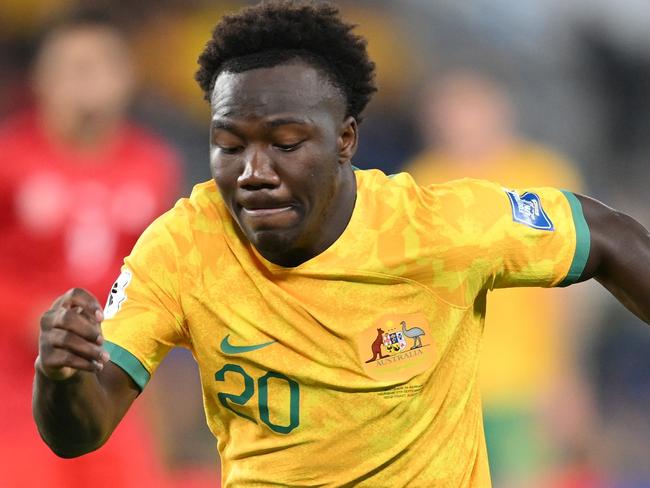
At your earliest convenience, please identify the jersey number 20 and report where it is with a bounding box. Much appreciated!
[215,364,300,434]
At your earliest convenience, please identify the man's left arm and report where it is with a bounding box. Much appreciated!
[575,194,650,324]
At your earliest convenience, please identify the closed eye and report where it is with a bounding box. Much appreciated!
[217,145,244,155]
[274,141,304,152]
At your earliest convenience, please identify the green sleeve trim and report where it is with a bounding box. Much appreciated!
[558,190,591,287]
[104,341,150,391]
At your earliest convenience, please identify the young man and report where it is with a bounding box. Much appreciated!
[33,2,650,486]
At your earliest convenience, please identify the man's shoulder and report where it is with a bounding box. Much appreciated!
[358,170,522,243]
[187,179,220,206]
[127,181,229,278]
[356,167,503,210]
[138,180,221,242]
[356,166,499,191]
[354,167,420,195]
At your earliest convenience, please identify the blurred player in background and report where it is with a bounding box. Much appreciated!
[0,9,180,488]
[407,70,582,189]
[405,70,598,487]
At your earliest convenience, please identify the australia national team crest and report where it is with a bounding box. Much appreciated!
[383,330,407,354]
[357,313,435,381]
[505,189,554,231]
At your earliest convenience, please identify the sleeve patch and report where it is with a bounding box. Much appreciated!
[504,189,555,231]
[104,269,132,319]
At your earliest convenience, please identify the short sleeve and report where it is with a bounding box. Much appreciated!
[433,179,590,295]
[101,211,187,391]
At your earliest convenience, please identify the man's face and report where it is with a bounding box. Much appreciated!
[210,62,357,266]
[33,25,134,140]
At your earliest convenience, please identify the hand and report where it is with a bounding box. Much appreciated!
[36,288,110,381]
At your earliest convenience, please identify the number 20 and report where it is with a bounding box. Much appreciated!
[215,364,300,434]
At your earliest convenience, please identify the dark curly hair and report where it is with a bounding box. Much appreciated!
[195,0,377,122]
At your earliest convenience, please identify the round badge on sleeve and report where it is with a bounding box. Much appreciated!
[104,269,133,319]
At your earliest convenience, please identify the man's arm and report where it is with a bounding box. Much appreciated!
[575,194,650,323]
[32,288,140,457]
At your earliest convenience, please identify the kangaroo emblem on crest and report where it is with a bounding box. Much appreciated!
[365,328,388,363]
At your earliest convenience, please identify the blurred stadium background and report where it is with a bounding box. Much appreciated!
[1,1,649,487]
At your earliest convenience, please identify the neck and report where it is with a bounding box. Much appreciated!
[261,165,357,268]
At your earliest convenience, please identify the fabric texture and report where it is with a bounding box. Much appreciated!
[102,168,583,487]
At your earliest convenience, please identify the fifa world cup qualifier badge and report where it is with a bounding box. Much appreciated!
[504,189,555,231]
[104,269,133,319]
[357,313,435,381]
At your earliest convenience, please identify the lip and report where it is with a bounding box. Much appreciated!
[241,205,294,217]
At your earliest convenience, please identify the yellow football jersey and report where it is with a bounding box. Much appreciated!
[405,143,585,402]
[102,168,589,487]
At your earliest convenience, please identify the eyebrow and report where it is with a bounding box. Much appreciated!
[264,117,309,129]
[211,120,238,133]
[211,117,309,133]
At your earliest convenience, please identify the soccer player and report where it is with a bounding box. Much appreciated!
[32,2,650,486]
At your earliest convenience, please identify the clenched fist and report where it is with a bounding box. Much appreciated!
[35,288,110,381]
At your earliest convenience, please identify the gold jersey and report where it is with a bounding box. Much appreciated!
[102,168,589,487]
[405,143,585,402]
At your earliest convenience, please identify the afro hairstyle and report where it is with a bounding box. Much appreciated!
[195,0,377,122]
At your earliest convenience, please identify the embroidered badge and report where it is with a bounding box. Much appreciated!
[505,190,554,231]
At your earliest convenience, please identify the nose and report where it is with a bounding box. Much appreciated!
[238,146,280,190]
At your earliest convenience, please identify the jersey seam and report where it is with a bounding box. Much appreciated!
[277,268,472,311]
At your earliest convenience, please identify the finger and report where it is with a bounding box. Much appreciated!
[68,304,103,325]
[60,288,103,321]
[49,294,68,311]
[49,307,103,343]
[44,348,106,373]
[48,328,110,364]
[39,309,59,332]
[48,289,100,318]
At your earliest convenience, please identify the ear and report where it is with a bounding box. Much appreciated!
[337,116,358,165]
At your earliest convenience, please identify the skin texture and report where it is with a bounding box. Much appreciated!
[32,61,650,459]
[33,289,138,457]
[576,194,650,323]
[210,62,358,267]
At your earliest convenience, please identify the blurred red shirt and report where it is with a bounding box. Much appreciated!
[0,109,181,488]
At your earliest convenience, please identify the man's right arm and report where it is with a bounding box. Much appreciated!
[32,288,140,458]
